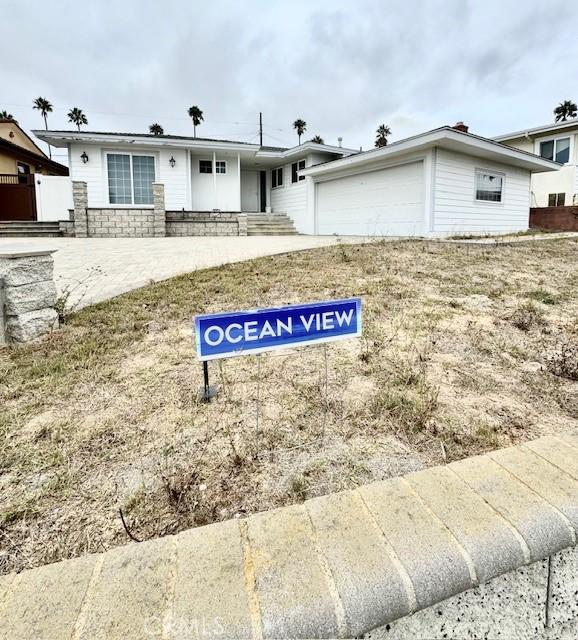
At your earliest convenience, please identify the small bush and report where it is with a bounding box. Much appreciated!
[509,302,546,331]
[527,289,560,305]
[547,343,578,381]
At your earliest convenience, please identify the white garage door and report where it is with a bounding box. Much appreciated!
[316,161,425,236]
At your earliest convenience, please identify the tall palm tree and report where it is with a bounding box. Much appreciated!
[0,110,14,120]
[149,123,164,135]
[187,106,204,137]
[375,124,392,148]
[67,107,88,131]
[33,97,53,157]
[554,100,578,122]
[293,118,307,144]
[310,135,324,144]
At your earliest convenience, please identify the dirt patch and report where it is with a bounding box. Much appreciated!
[1,238,577,574]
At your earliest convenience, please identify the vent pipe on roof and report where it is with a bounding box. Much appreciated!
[337,137,342,147]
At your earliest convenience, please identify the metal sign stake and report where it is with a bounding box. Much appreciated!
[198,361,218,402]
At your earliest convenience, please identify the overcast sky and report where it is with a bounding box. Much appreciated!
[3,0,577,162]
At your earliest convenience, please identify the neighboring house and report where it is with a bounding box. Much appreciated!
[0,119,69,222]
[35,124,559,238]
[493,120,578,208]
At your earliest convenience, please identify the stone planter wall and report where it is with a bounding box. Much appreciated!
[166,211,245,236]
[86,209,156,238]
[0,247,58,343]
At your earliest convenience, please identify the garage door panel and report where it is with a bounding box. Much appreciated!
[316,162,424,236]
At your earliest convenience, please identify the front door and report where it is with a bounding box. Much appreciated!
[241,171,259,212]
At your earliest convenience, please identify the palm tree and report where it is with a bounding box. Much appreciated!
[67,107,88,131]
[33,97,53,157]
[554,100,577,122]
[0,110,14,120]
[149,123,164,135]
[33,97,53,130]
[187,106,204,137]
[375,124,392,148]
[310,135,324,144]
[293,118,307,144]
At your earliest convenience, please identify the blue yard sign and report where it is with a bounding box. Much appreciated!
[194,298,362,361]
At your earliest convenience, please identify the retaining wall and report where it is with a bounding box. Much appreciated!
[86,208,156,238]
[530,206,578,231]
[166,211,247,237]
[1,434,577,639]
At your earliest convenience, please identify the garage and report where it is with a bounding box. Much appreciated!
[315,161,424,236]
[302,126,560,237]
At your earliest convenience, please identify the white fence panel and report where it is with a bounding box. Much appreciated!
[35,175,73,221]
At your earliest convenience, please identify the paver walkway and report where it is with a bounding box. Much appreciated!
[0,236,369,308]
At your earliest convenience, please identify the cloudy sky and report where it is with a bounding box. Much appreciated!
[2,0,577,162]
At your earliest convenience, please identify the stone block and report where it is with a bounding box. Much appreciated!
[170,519,254,640]
[78,537,175,640]
[526,437,578,482]
[547,545,578,627]
[406,465,527,583]
[1,554,97,639]
[7,308,58,342]
[450,455,575,561]
[4,280,57,314]
[490,446,578,533]
[246,504,341,639]
[1,255,53,287]
[359,477,474,609]
[369,559,548,640]
[306,489,413,636]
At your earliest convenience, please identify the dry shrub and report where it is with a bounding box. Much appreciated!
[508,302,546,332]
[547,343,578,381]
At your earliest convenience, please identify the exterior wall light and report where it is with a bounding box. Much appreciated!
[80,151,89,164]
[169,156,176,168]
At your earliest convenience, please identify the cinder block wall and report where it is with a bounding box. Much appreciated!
[166,211,242,237]
[86,209,156,238]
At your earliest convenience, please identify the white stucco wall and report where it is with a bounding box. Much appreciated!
[431,148,531,235]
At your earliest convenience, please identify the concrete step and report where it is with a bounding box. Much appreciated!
[0,231,62,238]
[0,222,62,238]
[247,230,298,236]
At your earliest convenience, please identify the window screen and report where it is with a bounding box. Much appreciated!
[132,156,155,205]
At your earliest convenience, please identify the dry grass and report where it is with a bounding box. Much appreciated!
[1,238,578,575]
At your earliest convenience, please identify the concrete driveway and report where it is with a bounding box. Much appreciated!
[0,236,369,307]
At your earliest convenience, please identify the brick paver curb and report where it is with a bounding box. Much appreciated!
[1,434,577,639]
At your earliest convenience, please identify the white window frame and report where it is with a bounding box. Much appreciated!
[199,159,213,174]
[105,151,157,207]
[215,160,227,174]
[474,168,505,205]
[291,159,306,183]
[535,134,573,165]
[272,167,284,189]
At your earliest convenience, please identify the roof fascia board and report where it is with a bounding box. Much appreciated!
[493,120,578,141]
[302,129,560,177]
[33,131,261,152]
